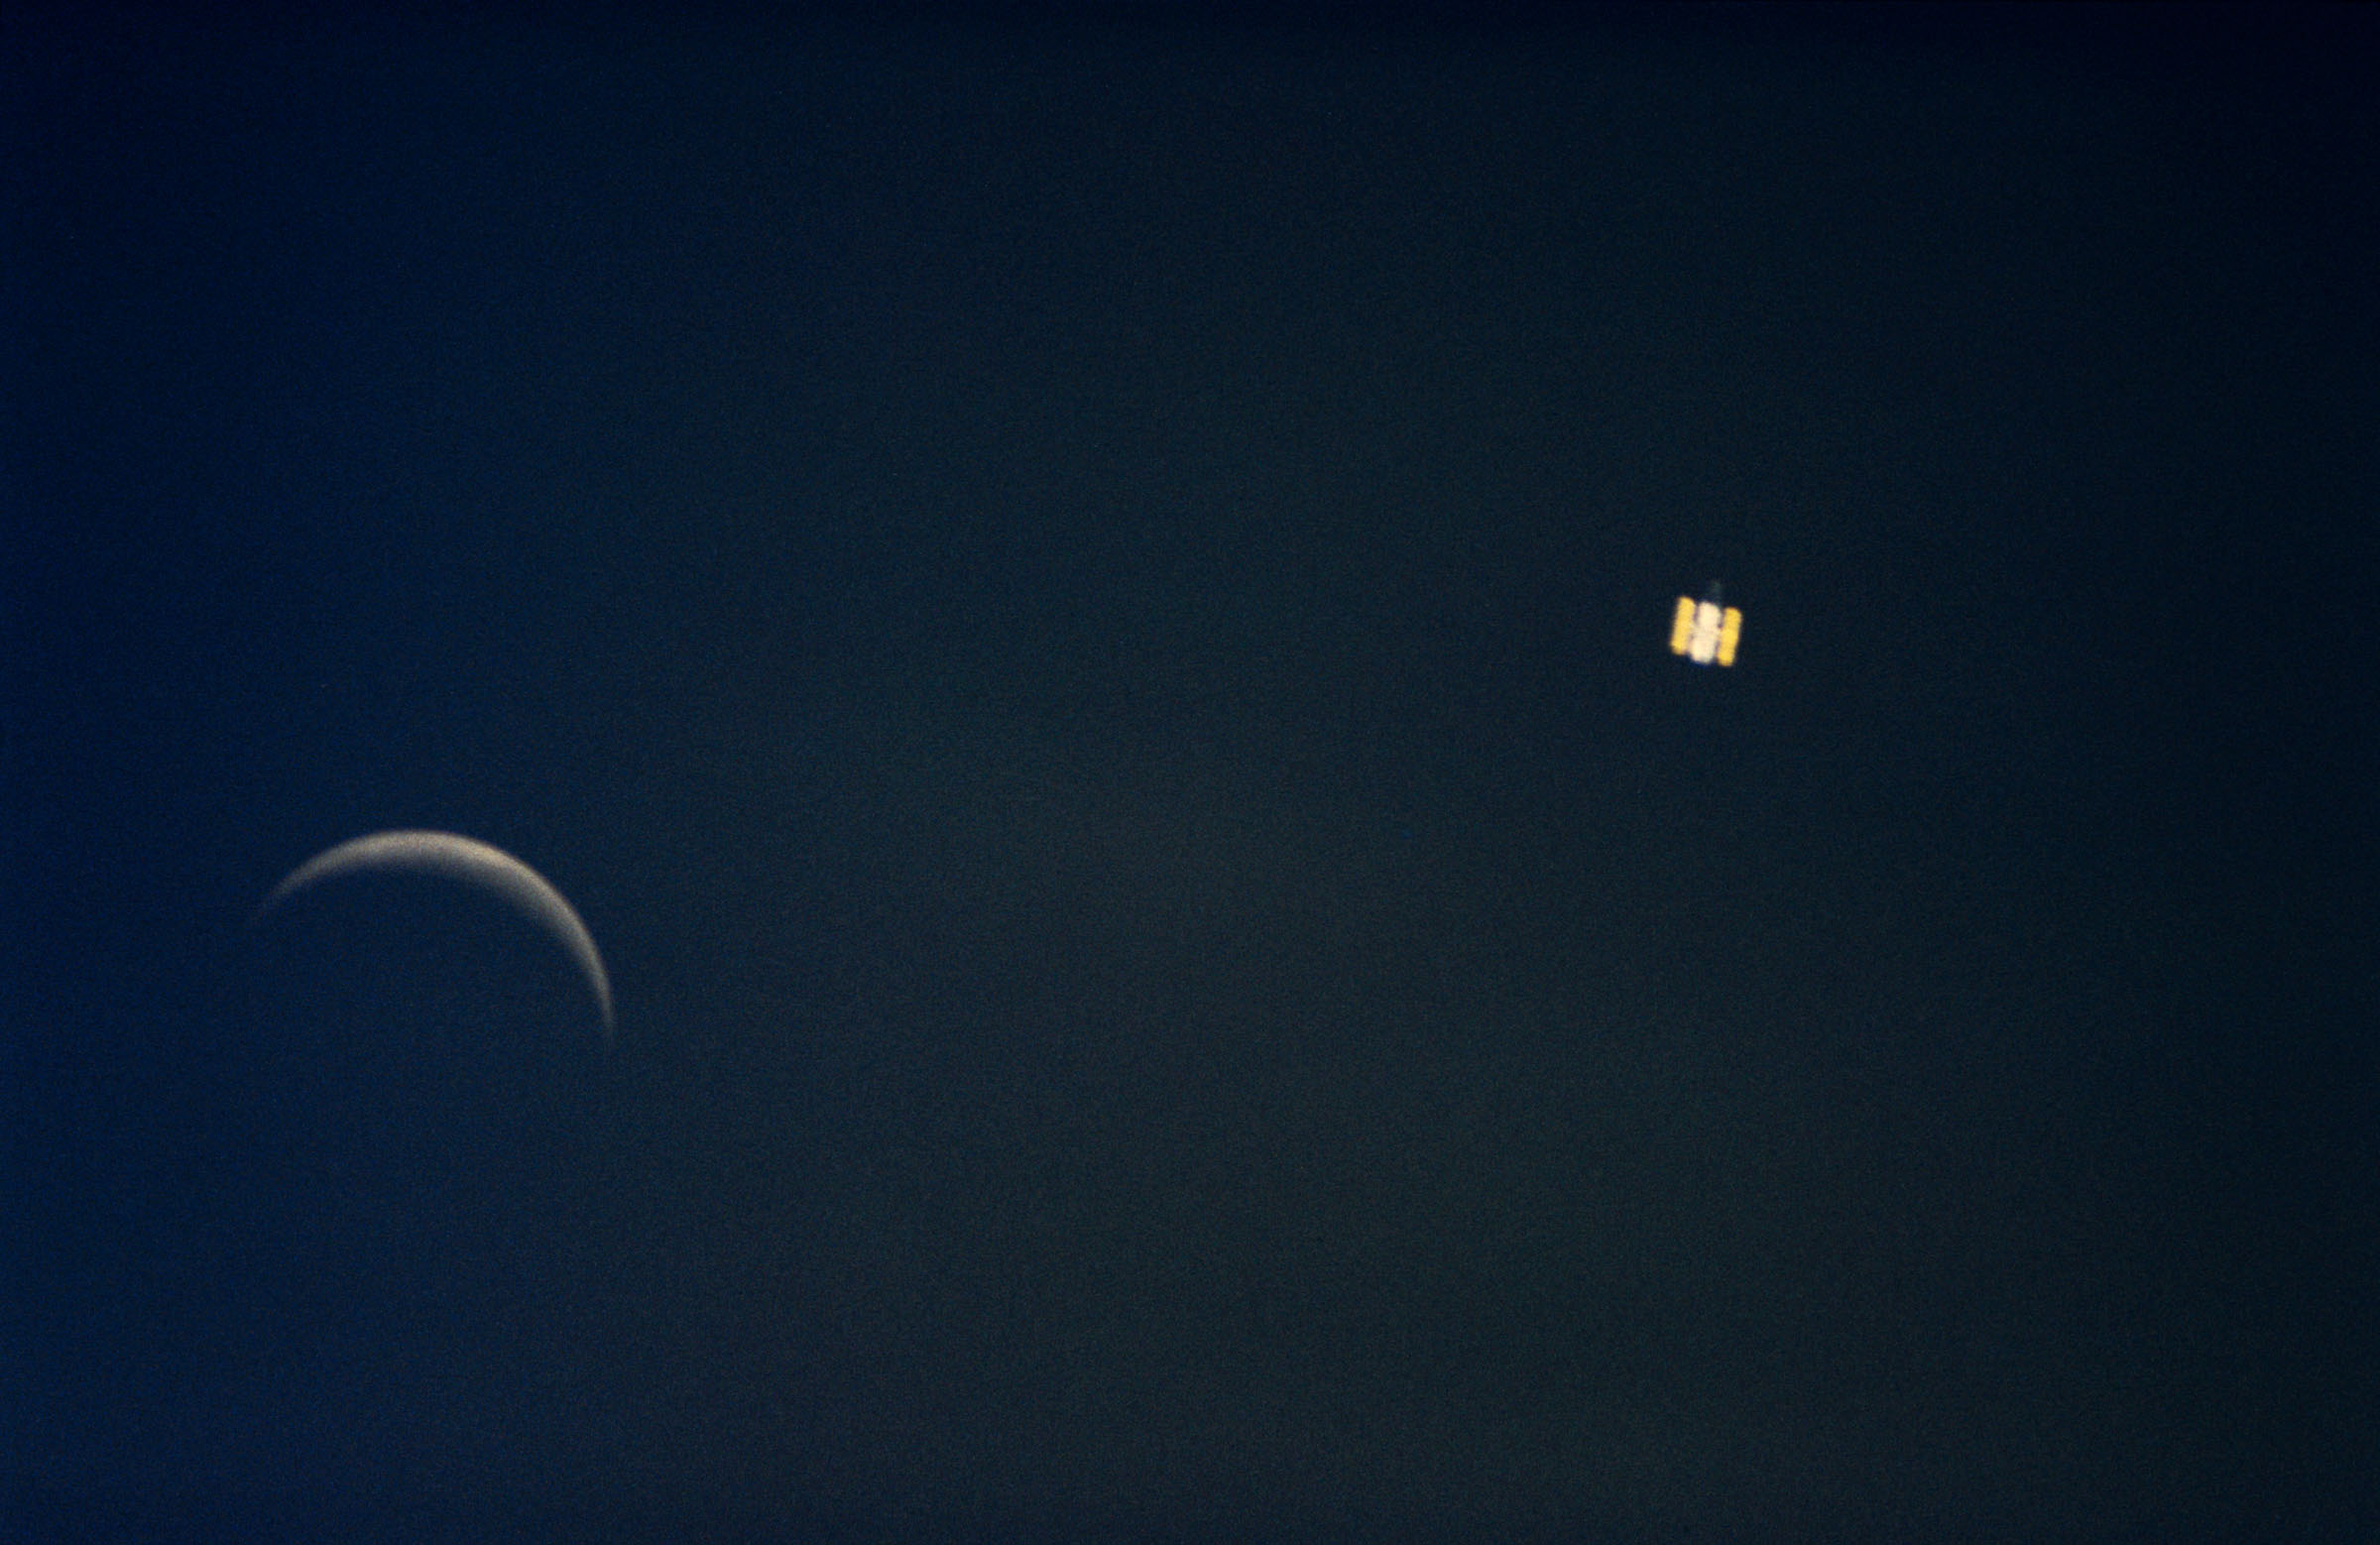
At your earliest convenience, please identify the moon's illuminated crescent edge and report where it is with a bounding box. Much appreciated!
[259,829,614,1038]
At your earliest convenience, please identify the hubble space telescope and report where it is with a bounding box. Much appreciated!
[1669,585,1741,666]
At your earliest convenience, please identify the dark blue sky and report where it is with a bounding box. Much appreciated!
[6,8,2374,1535]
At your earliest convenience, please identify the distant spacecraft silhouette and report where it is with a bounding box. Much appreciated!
[1669,584,1741,666]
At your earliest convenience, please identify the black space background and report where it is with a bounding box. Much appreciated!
[5,8,2375,1538]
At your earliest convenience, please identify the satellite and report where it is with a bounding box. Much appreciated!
[1668,584,1741,666]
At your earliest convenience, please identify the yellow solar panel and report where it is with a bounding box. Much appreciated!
[1669,596,1696,655]
[1716,606,1741,666]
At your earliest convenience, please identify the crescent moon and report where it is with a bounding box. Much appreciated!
[259,830,614,1038]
